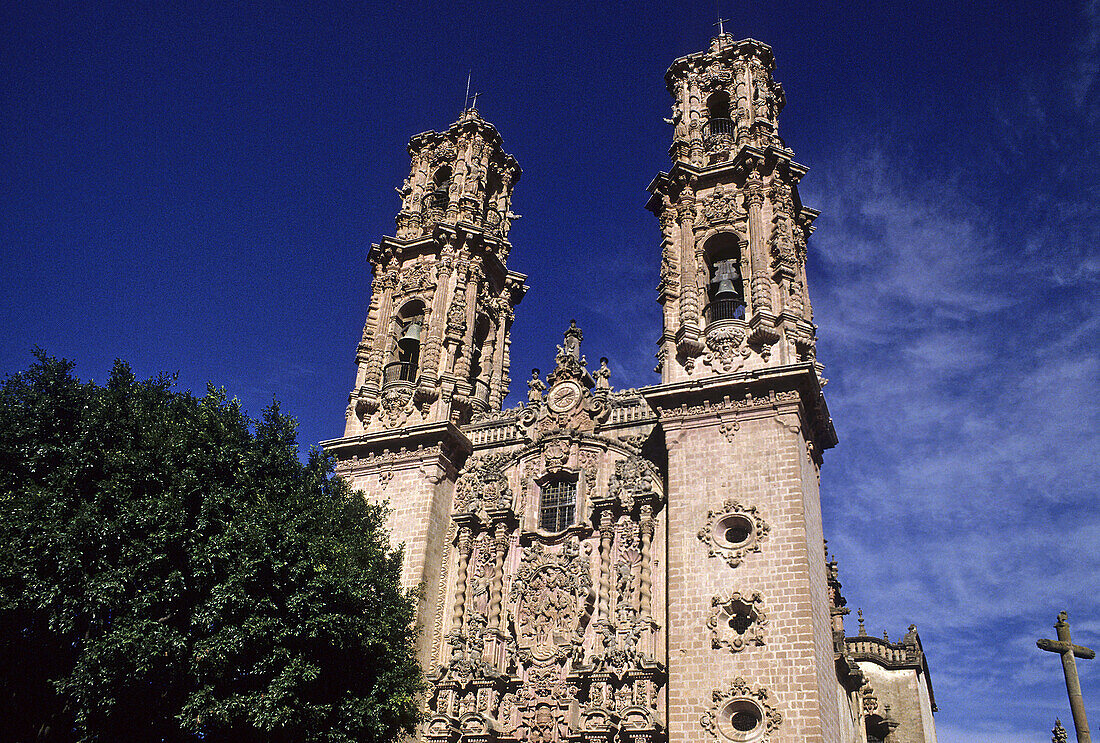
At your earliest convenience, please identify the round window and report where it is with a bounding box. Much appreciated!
[714,514,754,547]
[716,699,763,741]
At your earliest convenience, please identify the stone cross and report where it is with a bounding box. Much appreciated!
[1038,611,1095,743]
[713,17,729,36]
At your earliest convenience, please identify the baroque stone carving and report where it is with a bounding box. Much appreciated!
[702,185,745,224]
[380,385,413,428]
[454,453,513,513]
[697,499,770,568]
[704,324,750,372]
[700,677,782,743]
[708,592,767,652]
[608,454,659,512]
[510,540,594,660]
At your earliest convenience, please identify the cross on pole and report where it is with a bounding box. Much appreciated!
[713,17,730,36]
[1038,611,1095,743]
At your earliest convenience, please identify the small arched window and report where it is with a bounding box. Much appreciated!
[469,315,492,407]
[707,91,731,119]
[539,477,577,532]
[384,302,423,386]
[424,166,452,213]
[703,233,745,323]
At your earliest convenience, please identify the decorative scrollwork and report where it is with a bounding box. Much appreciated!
[708,592,767,653]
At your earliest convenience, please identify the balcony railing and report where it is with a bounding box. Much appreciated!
[703,117,736,137]
[421,191,449,224]
[383,361,417,387]
[703,118,737,153]
[705,298,746,323]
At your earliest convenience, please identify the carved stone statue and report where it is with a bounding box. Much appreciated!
[528,368,547,403]
[594,357,611,390]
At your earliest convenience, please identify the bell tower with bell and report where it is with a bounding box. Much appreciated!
[342,106,527,435]
[643,32,842,743]
[323,105,526,665]
[648,33,819,383]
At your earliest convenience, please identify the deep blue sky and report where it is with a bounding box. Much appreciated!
[3,2,1098,739]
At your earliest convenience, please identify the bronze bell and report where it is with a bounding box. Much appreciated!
[715,278,740,300]
[398,320,421,353]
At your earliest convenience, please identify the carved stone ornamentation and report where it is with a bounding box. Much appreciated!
[399,260,435,295]
[708,592,768,652]
[703,324,750,372]
[608,454,659,512]
[510,540,594,660]
[454,453,513,513]
[697,499,770,568]
[700,677,782,743]
[702,185,745,224]
[380,385,413,428]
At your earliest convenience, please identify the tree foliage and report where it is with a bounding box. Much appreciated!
[0,352,422,743]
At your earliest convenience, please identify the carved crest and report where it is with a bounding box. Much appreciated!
[454,453,513,513]
[608,454,659,511]
[704,324,750,372]
[510,540,593,658]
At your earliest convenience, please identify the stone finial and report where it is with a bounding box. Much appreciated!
[1052,718,1068,743]
[857,608,866,636]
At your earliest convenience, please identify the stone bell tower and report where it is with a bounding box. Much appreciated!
[643,33,842,743]
[648,35,819,383]
[325,106,526,665]
[343,107,527,436]
[325,29,937,743]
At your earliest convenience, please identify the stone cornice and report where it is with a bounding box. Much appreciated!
[641,362,837,453]
[322,420,472,469]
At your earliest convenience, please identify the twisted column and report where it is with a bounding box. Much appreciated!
[639,504,654,621]
[598,510,614,623]
[489,522,507,632]
[450,526,473,640]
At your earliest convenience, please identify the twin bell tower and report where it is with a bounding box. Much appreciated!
[324,30,935,743]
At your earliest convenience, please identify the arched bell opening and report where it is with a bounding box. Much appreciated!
[865,714,892,743]
[482,169,503,233]
[704,91,734,138]
[384,300,424,388]
[468,314,492,410]
[702,232,746,325]
[423,165,452,216]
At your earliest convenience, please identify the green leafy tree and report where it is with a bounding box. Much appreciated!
[0,352,422,743]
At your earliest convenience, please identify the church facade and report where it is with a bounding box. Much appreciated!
[322,34,937,743]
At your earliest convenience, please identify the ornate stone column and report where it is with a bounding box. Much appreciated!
[449,524,473,656]
[744,173,772,317]
[598,509,614,624]
[639,503,654,622]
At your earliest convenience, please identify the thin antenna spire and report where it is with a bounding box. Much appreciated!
[463,72,472,111]
[714,0,727,35]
